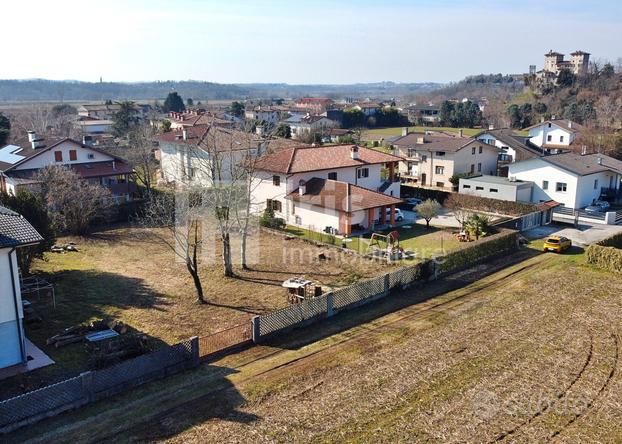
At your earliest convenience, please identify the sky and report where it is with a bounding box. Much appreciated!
[4,0,622,84]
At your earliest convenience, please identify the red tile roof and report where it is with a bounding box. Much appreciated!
[254,145,403,174]
[287,177,402,212]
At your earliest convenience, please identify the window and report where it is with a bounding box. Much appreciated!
[421,155,428,162]
[189,167,196,178]
[462,184,471,189]
[560,135,564,143]
[267,199,282,212]
[436,182,444,188]
[543,180,549,190]
[69,150,77,161]
[476,186,484,191]
[328,172,337,180]
[435,151,445,156]
[547,135,552,142]
[87,153,95,159]
[435,166,444,175]
[479,146,483,154]
[594,179,599,190]
[272,175,280,186]
[472,147,476,155]
[490,188,498,193]
[477,163,482,172]
[548,123,552,128]
[357,167,369,179]
[470,164,475,174]
[54,151,63,162]
[556,182,567,192]
[295,215,302,225]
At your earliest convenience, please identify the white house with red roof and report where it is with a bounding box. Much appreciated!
[524,119,584,152]
[251,145,403,235]
[0,132,135,202]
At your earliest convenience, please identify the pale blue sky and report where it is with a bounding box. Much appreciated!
[5,0,622,84]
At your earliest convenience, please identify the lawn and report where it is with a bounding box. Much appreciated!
[16,245,622,443]
[2,225,389,400]
[364,126,482,138]
[285,224,460,261]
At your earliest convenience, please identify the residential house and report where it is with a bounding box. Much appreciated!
[244,105,281,126]
[406,104,440,125]
[78,103,151,120]
[285,114,339,140]
[251,145,403,235]
[524,119,585,151]
[458,175,534,202]
[167,110,235,130]
[0,132,136,202]
[156,125,262,187]
[0,206,43,369]
[293,98,334,114]
[76,119,114,135]
[392,130,499,189]
[352,102,381,116]
[507,152,622,209]
[475,128,542,175]
[323,128,354,144]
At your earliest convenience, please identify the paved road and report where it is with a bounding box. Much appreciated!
[524,223,622,246]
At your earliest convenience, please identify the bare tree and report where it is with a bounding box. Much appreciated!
[139,191,207,303]
[445,193,473,228]
[110,124,159,196]
[35,165,112,234]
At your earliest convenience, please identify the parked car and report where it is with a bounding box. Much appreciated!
[385,207,404,222]
[593,200,610,210]
[399,198,422,211]
[543,235,572,253]
[585,205,604,214]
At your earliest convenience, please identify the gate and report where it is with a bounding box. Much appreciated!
[520,211,542,231]
[198,323,252,360]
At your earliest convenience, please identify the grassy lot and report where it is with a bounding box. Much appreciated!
[15,245,622,443]
[284,224,461,260]
[3,226,389,400]
[365,126,482,138]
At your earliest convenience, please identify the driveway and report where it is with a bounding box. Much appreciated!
[523,223,622,246]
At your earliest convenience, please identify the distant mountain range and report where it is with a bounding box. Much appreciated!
[0,79,442,103]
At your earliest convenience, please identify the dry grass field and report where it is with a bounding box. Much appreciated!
[4,226,388,400]
[11,245,622,443]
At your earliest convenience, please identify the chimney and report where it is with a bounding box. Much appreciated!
[581,145,587,155]
[597,157,603,165]
[402,127,409,137]
[488,123,494,130]
[350,145,359,160]
[182,128,188,141]
[255,125,265,136]
[540,116,545,123]
[568,121,572,129]
[298,179,307,195]
[416,137,424,145]
[27,131,36,142]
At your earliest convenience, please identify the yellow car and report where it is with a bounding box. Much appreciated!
[543,235,572,253]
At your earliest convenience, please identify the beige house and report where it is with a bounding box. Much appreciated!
[393,131,499,190]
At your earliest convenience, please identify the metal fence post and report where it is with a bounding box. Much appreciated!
[251,316,260,343]
[326,293,334,317]
[383,273,390,296]
[80,371,94,403]
[190,336,200,367]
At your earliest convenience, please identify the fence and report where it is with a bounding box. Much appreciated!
[198,323,253,360]
[252,230,518,341]
[0,338,199,434]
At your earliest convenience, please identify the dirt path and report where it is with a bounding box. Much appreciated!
[12,249,622,443]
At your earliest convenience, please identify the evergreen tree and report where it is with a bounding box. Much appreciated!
[163,92,186,113]
[0,112,10,145]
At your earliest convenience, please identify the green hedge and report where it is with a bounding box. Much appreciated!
[437,229,519,274]
[446,193,538,217]
[401,186,451,204]
[586,244,622,273]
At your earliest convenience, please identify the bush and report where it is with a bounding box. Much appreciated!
[401,186,450,204]
[586,244,622,273]
[259,207,284,229]
[438,229,518,274]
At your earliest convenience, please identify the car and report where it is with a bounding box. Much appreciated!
[593,200,610,210]
[385,207,404,222]
[585,205,604,214]
[543,235,572,253]
[397,198,422,211]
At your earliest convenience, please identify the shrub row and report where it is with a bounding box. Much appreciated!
[438,229,519,274]
[595,232,622,248]
[400,185,451,204]
[586,244,622,273]
[446,193,538,217]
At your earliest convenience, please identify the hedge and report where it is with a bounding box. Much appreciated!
[437,229,519,274]
[586,232,622,273]
[400,185,451,204]
[586,244,622,273]
[445,193,538,217]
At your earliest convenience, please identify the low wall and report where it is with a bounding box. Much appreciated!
[586,232,622,273]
